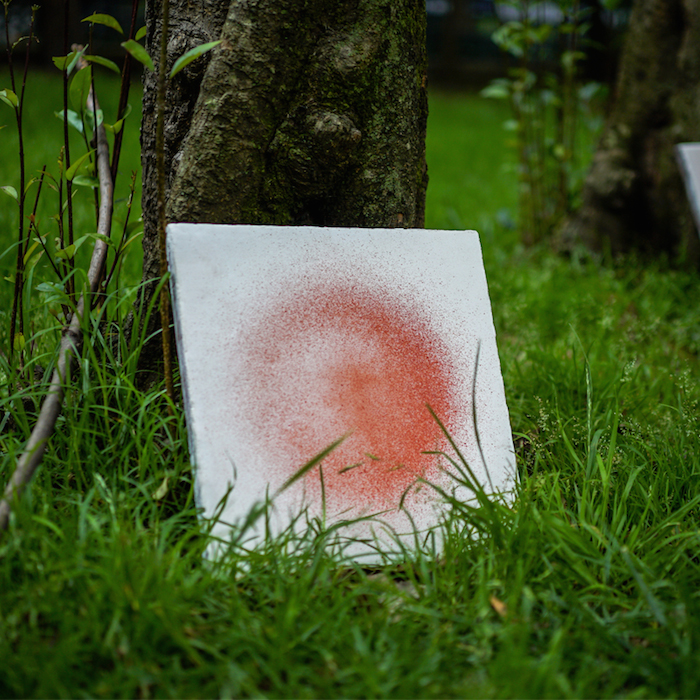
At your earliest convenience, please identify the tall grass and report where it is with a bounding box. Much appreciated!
[1,73,700,698]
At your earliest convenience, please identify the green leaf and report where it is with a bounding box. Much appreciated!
[170,40,221,78]
[82,13,123,34]
[83,54,121,75]
[54,47,87,75]
[23,240,41,265]
[13,333,25,353]
[121,232,143,253]
[104,118,124,134]
[36,281,68,305]
[72,175,99,188]
[539,89,559,107]
[84,108,104,134]
[53,48,84,73]
[135,26,147,41]
[562,50,586,73]
[121,40,154,72]
[26,249,44,270]
[0,88,18,109]
[481,83,510,100]
[65,150,95,181]
[125,219,144,236]
[491,23,525,58]
[105,103,132,134]
[579,81,604,102]
[67,47,87,76]
[52,54,72,70]
[87,233,116,248]
[55,244,77,260]
[1,185,18,201]
[69,234,91,252]
[531,24,553,43]
[152,476,169,500]
[55,109,84,134]
[70,66,93,113]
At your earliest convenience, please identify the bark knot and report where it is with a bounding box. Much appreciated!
[309,111,362,155]
[588,149,637,204]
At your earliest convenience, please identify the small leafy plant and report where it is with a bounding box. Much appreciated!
[0,0,220,528]
[482,0,607,244]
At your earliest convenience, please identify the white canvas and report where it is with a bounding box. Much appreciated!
[167,224,515,561]
[676,143,700,237]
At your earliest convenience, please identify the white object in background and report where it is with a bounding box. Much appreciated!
[167,224,515,561]
[495,1,564,25]
[675,143,700,237]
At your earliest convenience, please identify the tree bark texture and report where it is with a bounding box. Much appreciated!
[140,0,428,312]
[558,0,700,263]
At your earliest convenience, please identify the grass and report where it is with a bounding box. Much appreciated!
[1,70,700,698]
[425,91,518,235]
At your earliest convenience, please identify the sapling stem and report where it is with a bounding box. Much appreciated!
[486,0,593,243]
[85,27,101,232]
[110,0,140,186]
[63,0,75,300]
[0,70,115,534]
[156,0,176,410]
[5,2,36,366]
[30,168,65,284]
[3,1,15,90]
[104,170,137,292]
[28,166,46,230]
[55,149,71,292]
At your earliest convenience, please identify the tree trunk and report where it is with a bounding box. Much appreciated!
[139,0,428,353]
[558,0,700,264]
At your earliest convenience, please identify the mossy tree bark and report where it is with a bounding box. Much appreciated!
[558,0,700,264]
[140,0,428,351]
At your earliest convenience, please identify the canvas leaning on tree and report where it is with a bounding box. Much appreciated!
[167,224,514,559]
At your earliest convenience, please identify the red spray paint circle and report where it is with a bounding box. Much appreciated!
[235,280,459,514]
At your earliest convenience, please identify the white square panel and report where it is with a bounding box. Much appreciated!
[676,143,700,236]
[167,224,515,561]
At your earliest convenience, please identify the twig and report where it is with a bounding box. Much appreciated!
[0,78,114,533]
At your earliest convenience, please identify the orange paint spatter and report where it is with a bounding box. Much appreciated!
[238,280,459,514]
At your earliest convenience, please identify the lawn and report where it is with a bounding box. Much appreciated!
[1,69,700,698]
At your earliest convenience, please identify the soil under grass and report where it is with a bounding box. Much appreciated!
[1,72,700,699]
